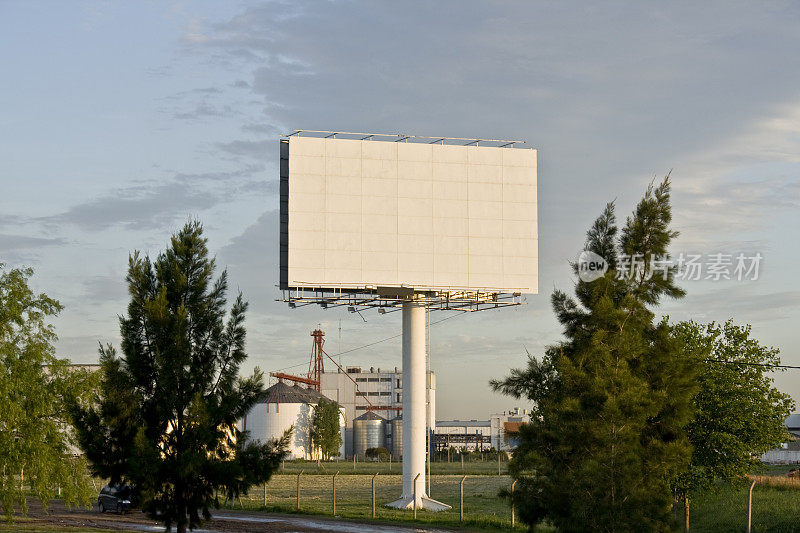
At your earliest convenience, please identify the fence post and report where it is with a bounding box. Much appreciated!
[332,471,339,515]
[747,479,757,533]
[684,494,689,533]
[413,473,421,519]
[263,482,267,507]
[296,470,303,511]
[372,472,378,518]
[498,452,501,475]
[460,475,466,522]
[511,479,517,528]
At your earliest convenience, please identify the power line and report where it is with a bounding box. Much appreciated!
[265,311,464,374]
[706,359,800,370]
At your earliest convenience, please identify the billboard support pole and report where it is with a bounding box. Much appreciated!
[387,298,450,511]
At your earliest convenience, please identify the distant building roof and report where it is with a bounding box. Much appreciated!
[786,414,800,430]
[260,382,329,405]
[354,411,386,421]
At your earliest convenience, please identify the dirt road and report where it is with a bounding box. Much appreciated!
[15,500,463,532]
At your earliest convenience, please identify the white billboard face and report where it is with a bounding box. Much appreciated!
[280,137,537,294]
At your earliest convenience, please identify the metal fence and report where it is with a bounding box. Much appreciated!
[681,476,800,533]
[232,472,521,529]
[238,472,800,532]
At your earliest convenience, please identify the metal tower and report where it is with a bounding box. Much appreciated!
[308,329,326,392]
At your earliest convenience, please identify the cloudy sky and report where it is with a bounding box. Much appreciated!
[2,1,799,419]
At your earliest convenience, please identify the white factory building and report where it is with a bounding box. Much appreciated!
[435,408,531,452]
[320,366,435,458]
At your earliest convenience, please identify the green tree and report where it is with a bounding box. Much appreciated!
[492,178,698,532]
[672,320,794,524]
[310,398,342,460]
[0,264,96,521]
[71,221,288,533]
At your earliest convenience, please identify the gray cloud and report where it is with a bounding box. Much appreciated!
[187,1,800,297]
[676,174,800,238]
[172,102,237,121]
[241,123,280,135]
[664,285,800,323]
[215,139,274,161]
[41,167,267,232]
[81,275,127,304]
[0,234,65,252]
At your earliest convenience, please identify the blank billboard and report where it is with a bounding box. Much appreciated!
[280,136,537,294]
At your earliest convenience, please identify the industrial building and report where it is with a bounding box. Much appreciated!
[320,366,435,458]
[255,328,535,461]
[435,408,531,452]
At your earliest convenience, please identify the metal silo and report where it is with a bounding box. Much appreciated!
[391,414,403,460]
[353,411,386,459]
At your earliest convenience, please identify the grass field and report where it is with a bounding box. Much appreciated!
[227,471,545,531]
[688,483,800,532]
[232,461,800,532]
[277,457,509,476]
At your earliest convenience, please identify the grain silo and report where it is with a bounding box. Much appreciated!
[390,414,403,460]
[242,381,345,459]
[353,411,387,459]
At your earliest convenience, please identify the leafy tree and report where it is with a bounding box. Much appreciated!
[672,320,794,525]
[71,221,288,533]
[492,178,698,532]
[310,398,342,460]
[0,264,96,521]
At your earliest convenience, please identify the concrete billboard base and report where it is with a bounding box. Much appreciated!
[385,495,451,512]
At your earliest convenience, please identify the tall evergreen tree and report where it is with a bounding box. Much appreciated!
[492,178,697,532]
[71,221,288,533]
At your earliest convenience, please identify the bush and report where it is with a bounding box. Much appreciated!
[365,447,390,462]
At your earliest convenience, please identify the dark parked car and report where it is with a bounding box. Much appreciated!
[98,483,134,513]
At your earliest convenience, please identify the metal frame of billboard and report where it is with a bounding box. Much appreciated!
[279,286,524,313]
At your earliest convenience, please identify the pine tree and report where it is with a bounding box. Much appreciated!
[71,221,288,533]
[492,178,697,532]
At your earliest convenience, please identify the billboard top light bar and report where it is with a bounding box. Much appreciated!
[284,130,531,149]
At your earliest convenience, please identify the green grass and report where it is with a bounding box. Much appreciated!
[687,483,800,532]
[228,473,548,531]
[278,458,509,476]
